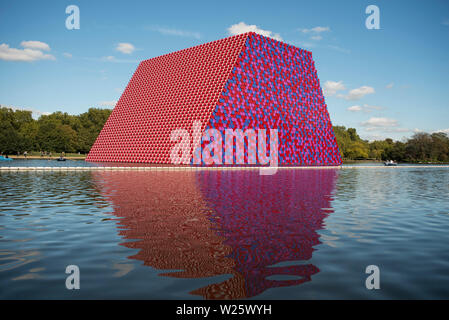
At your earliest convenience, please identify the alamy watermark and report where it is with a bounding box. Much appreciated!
[170,121,279,175]
[65,5,80,30]
[65,265,80,290]
[365,265,380,290]
[365,5,380,30]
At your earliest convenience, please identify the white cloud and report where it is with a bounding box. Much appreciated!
[0,42,55,62]
[323,80,346,96]
[299,26,330,33]
[63,52,72,58]
[227,22,283,41]
[365,127,409,133]
[409,128,449,135]
[391,128,409,133]
[347,105,362,112]
[99,101,117,107]
[386,82,394,89]
[116,43,135,54]
[364,133,388,142]
[152,26,201,39]
[20,40,50,51]
[361,117,398,128]
[347,104,382,113]
[435,128,449,134]
[344,86,375,100]
[297,27,346,51]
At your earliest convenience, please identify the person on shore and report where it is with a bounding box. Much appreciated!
[24,151,28,159]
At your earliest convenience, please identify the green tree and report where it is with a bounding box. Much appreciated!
[405,133,432,161]
[332,126,369,160]
[430,132,449,162]
[1,107,112,155]
[0,108,30,154]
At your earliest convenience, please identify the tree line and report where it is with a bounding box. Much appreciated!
[333,126,449,163]
[0,107,111,154]
[1,107,448,162]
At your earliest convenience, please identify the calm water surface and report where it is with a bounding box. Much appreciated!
[0,164,448,299]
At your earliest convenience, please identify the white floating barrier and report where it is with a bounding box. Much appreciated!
[0,165,448,172]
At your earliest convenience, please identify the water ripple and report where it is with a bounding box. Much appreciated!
[0,168,448,299]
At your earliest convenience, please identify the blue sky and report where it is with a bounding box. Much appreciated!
[0,0,448,140]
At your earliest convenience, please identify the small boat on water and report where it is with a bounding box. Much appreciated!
[384,160,397,166]
[0,156,13,161]
[57,156,66,161]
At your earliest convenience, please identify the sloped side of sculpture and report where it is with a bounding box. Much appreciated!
[87,34,248,163]
[204,33,341,165]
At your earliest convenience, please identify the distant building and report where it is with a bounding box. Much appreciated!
[87,32,341,165]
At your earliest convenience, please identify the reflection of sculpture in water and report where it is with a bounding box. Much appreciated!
[194,169,337,298]
[93,171,236,284]
[92,169,337,299]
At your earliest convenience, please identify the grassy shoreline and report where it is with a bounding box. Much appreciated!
[9,154,86,160]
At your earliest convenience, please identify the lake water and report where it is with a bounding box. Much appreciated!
[0,161,448,299]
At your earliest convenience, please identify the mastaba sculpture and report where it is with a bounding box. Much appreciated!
[87,32,341,165]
